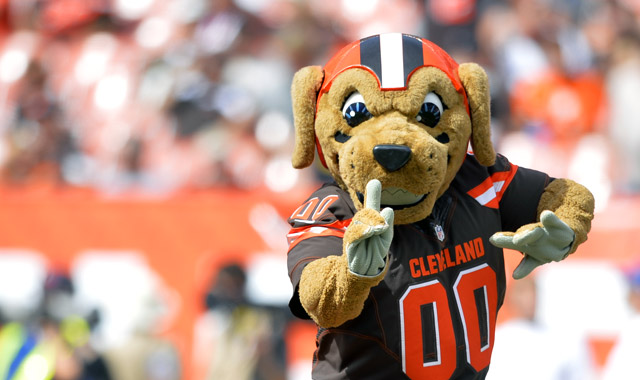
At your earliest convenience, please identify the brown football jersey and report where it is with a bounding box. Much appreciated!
[287,154,550,379]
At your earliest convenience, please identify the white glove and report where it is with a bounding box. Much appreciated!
[345,180,394,276]
[490,210,575,279]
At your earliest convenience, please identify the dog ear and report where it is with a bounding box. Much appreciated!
[458,63,496,166]
[291,66,324,169]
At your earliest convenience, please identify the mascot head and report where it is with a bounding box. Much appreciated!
[291,33,495,224]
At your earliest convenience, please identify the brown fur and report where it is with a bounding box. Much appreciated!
[293,66,491,224]
[537,178,595,253]
[299,253,387,327]
[291,65,324,169]
[300,201,390,327]
[292,56,594,328]
[500,179,595,255]
[458,63,496,166]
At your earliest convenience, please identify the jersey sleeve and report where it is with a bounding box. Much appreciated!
[494,155,551,232]
[286,183,355,319]
[462,154,551,232]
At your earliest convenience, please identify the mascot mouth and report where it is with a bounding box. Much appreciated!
[356,187,427,210]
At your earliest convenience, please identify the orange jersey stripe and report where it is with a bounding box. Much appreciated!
[287,219,352,252]
[467,164,519,209]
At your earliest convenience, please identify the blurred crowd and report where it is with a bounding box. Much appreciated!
[0,271,112,380]
[0,252,290,380]
[0,0,636,202]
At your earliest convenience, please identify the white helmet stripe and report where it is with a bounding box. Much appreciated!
[379,33,406,89]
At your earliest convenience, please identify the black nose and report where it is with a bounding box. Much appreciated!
[373,144,412,172]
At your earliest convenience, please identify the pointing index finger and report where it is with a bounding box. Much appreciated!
[365,179,382,211]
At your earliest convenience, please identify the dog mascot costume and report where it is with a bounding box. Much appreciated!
[285,33,595,379]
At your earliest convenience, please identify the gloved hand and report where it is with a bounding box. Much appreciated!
[490,210,575,279]
[344,179,394,276]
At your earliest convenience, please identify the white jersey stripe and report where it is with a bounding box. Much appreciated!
[379,33,405,89]
[474,180,506,206]
[475,186,497,206]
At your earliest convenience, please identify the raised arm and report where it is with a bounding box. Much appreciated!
[299,180,394,327]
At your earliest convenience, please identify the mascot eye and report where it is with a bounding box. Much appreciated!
[342,92,372,127]
[416,92,444,128]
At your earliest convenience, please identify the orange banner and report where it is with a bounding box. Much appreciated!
[0,184,314,379]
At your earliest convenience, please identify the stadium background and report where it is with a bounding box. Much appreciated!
[0,0,638,379]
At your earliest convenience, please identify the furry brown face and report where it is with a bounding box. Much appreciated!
[314,67,473,224]
[291,51,495,225]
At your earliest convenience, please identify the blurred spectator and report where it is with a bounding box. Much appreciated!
[425,0,480,55]
[85,255,182,380]
[487,275,595,380]
[605,30,640,193]
[192,262,286,380]
[1,60,79,185]
[102,294,181,380]
[0,270,111,380]
[601,262,640,379]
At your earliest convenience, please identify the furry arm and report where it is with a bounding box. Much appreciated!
[490,178,595,279]
[299,181,393,328]
[299,254,387,328]
[536,178,595,253]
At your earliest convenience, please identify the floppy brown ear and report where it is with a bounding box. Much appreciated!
[291,66,324,169]
[458,63,496,166]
